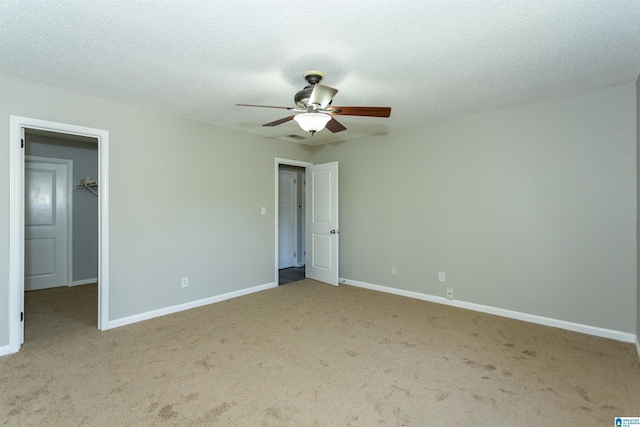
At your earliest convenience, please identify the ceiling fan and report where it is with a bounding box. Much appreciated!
[236,70,391,136]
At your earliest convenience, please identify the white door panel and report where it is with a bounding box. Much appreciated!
[25,238,55,276]
[311,234,332,269]
[25,169,56,225]
[25,157,71,291]
[311,169,331,222]
[306,162,338,286]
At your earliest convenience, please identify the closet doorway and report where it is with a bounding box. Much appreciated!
[8,116,110,355]
[25,129,99,290]
[277,160,309,285]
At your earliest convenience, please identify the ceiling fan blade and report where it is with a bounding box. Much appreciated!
[236,103,294,110]
[308,84,338,109]
[325,118,347,133]
[262,115,296,127]
[328,106,391,117]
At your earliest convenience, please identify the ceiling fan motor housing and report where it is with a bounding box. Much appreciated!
[294,70,325,108]
[294,86,314,108]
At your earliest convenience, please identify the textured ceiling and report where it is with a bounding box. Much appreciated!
[1,1,640,146]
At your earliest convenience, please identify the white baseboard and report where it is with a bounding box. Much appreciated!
[0,345,10,357]
[636,336,640,362]
[108,281,278,330]
[70,278,98,287]
[341,278,638,345]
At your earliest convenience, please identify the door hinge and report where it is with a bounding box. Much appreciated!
[21,312,24,321]
[294,252,296,258]
[21,139,24,148]
[294,179,296,184]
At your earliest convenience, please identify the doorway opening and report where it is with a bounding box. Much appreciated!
[275,158,312,286]
[278,165,306,285]
[24,130,99,332]
[274,158,340,287]
[8,116,110,355]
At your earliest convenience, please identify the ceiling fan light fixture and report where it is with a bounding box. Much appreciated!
[294,113,331,135]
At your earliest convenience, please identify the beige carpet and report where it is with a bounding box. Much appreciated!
[1,280,639,426]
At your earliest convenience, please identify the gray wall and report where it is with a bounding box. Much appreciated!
[314,83,637,333]
[0,75,637,350]
[26,134,99,283]
[0,75,314,347]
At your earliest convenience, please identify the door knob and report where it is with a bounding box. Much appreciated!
[330,229,339,234]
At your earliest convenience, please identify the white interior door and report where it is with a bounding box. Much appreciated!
[306,161,339,286]
[24,156,72,291]
[278,170,297,269]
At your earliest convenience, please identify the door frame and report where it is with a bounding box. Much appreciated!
[9,116,110,354]
[24,155,74,289]
[275,158,312,284]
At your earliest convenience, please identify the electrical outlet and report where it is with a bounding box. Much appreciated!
[181,277,188,288]
[391,266,397,275]
[439,272,446,282]
[446,288,453,300]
